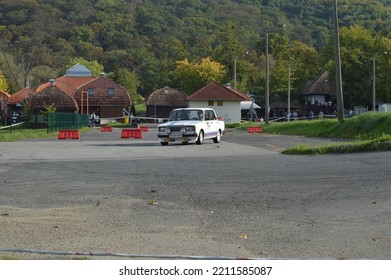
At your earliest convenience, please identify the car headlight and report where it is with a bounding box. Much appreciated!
[158,127,169,133]
[185,126,195,131]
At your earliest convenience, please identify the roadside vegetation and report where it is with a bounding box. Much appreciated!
[0,127,91,142]
[227,112,391,154]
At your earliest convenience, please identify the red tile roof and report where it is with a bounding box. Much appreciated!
[187,81,250,101]
[33,84,78,112]
[8,87,36,104]
[0,90,11,99]
[73,76,131,107]
[36,76,95,96]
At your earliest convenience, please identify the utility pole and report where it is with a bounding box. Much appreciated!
[333,0,344,123]
[265,33,270,124]
[234,58,237,92]
[287,58,291,122]
[372,55,376,112]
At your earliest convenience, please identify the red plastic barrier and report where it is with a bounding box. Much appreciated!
[58,130,80,140]
[121,129,142,139]
[139,126,149,132]
[100,126,113,132]
[247,127,263,133]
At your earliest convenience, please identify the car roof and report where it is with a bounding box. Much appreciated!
[172,108,211,111]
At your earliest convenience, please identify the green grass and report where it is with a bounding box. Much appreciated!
[135,103,146,115]
[228,112,391,139]
[0,127,91,142]
[227,112,391,154]
[0,255,20,260]
[283,135,391,155]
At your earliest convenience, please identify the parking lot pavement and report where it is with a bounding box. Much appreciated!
[0,126,350,162]
[0,126,278,162]
[1,126,391,260]
[223,131,349,152]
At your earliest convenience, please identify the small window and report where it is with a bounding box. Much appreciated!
[217,101,223,106]
[208,101,214,106]
[107,88,115,96]
[87,88,94,96]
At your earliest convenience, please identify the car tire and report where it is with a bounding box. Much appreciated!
[213,130,221,143]
[196,130,204,145]
[160,142,168,146]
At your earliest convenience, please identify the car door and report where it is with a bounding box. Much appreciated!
[205,110,218,139]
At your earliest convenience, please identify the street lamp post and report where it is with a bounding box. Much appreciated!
[264,25,286,125]
[233,51,248,93]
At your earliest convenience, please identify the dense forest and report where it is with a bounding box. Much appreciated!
[1,0,391,109]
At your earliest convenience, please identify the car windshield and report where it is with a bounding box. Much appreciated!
[168,109,203,121]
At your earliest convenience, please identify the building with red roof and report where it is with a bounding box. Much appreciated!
[187,81,249,123]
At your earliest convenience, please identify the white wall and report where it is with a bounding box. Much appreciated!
[188,101,241,124]
[304,95,326,105]
[378,103,391,112]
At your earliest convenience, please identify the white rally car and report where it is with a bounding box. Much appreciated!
[157,108,225,145]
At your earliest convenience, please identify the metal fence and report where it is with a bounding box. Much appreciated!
[0,122,26,135]
[47,112,89,132]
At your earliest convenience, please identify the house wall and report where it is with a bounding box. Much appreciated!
[100,106,124,119]
[188,101,241,124]
[304,95,326,105]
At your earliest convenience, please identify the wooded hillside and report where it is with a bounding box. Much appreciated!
[1,0,391,109]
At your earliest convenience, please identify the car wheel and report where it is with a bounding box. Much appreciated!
[213,130,221,143]
[196,130,204,145]
[160,142,168,146]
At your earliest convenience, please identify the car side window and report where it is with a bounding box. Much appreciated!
[206,110,216,121]
[205,111,210,121]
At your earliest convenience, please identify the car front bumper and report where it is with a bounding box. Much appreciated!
[158,132,198,143]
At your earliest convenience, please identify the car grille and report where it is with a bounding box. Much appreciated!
[168,126,183,132]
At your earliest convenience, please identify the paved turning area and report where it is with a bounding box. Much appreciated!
[1,126,391,259]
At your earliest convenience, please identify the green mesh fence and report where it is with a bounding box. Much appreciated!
[47,112,89,132]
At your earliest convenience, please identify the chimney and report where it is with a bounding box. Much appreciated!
[49,79,55,86]
[226,83,232,89]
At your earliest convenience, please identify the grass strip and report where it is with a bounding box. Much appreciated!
[0,127,91,142]
[283,135,391,155]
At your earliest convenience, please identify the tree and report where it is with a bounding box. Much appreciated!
[322,25,391,109]
[174,57,226,94]
[111,67,144,104]
[258,33,321,104]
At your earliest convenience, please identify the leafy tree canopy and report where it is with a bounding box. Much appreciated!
[0,0,390,110]
[174,57,227,94]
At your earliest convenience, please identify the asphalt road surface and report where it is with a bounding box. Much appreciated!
[1,127,390,260]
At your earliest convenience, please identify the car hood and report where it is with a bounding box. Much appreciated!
[158,121,202,127]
